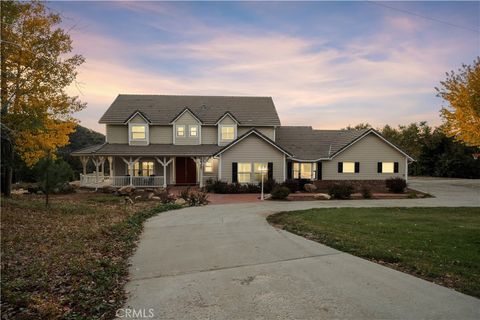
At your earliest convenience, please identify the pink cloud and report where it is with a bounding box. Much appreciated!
[65,7,470,133]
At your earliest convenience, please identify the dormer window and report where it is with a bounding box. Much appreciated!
[221,126,235,140]
[131,125,147,140]
[189,125,198,137]
[176,125,185,137]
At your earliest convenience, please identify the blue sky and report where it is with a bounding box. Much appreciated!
[49,1,479,133]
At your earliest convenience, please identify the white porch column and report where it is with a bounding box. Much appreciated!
[120,156,141,186]
[155,156,173,188]
[107,156,114,179]
[80,156,89,175]
[191,157,208,188]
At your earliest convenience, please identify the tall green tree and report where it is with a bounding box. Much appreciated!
[1,0,85,196]
[437,58,480,147]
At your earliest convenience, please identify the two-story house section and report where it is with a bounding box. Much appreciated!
[73,94,413,188]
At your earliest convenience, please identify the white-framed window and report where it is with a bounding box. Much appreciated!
[189,125,198,137]
[176,125,185,137]
[130,125,146,140]
[342,162,355,173]
[254,163,268,182]
[204,158,213,173]
[293,162,313,180]
[238,162,251,183]
[221,125,235,140]
[130,161,154,176]
[381,162,394,173]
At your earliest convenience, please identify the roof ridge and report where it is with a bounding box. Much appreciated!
[117,94,272,99]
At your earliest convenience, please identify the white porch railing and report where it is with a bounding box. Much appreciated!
[80,175,164,188]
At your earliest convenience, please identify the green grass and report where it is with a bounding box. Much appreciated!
[267,207,480,298]
[1,195,181,319]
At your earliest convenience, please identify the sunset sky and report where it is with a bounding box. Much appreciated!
[49,1,479,133]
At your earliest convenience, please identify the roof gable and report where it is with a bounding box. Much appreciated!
[214,129,292,157]
[124,110,151,124]
[169,107,203,124]
[215,112,240,125]
[330,129,414,161]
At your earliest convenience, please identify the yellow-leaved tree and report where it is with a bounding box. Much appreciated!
[437,58,480,147]
[1,0,85,195]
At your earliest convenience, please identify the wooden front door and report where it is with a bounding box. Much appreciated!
[175,157,197,185]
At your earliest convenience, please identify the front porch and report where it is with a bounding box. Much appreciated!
[77,155,214,188]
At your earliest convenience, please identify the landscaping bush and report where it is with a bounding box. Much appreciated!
[282,179,300,192]
[205,179,261,194]
[205,179,228,193]
[385,177,407,193]
[328,182,354,199]
[184,190,209,206]
[157,188,176,204]
[298,179,312,191]
[262,179,278,193]
[271,186,290,200]
[361,187,372,199]
[246,183,261,193]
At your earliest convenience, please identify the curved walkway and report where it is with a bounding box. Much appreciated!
[124,179,479,319]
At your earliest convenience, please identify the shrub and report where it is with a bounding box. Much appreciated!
[246,183,261,193]
[157,188,176,204]
[385,177,407,193]
[282,179,300,192]
[361,187,372,199]
[328,182,354,199]
[205,179,262,194]
[262,179,278,193]
[179,188,191,200]
[205,179,233,194]
[297,179,312,191]
[185,190,209,206]
[271,186,290,200]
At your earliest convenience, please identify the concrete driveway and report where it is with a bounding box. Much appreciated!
[124,179,480,319]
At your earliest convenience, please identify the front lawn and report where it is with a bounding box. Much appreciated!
[1,193,181,319]
[267,207,480,298]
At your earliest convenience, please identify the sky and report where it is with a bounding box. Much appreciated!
[48,1,480,133]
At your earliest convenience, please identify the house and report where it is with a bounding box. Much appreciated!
[72,94,413,188]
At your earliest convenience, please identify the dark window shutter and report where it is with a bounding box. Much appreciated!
[287,162,292,179]
[377,162,382,173]
[355,162,360,173]
[232,162,238,183]
[338,162,343,173]
[267,162,273,180]
[394,162,399,173]
[317,161,322,180]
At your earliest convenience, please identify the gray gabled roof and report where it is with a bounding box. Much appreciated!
[275,127,370,161]
[99,95,281,126]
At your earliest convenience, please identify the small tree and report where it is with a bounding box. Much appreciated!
[34,156,73,206]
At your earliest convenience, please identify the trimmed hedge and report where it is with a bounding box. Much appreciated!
[385,177,407,193]
[328,182,354,199]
